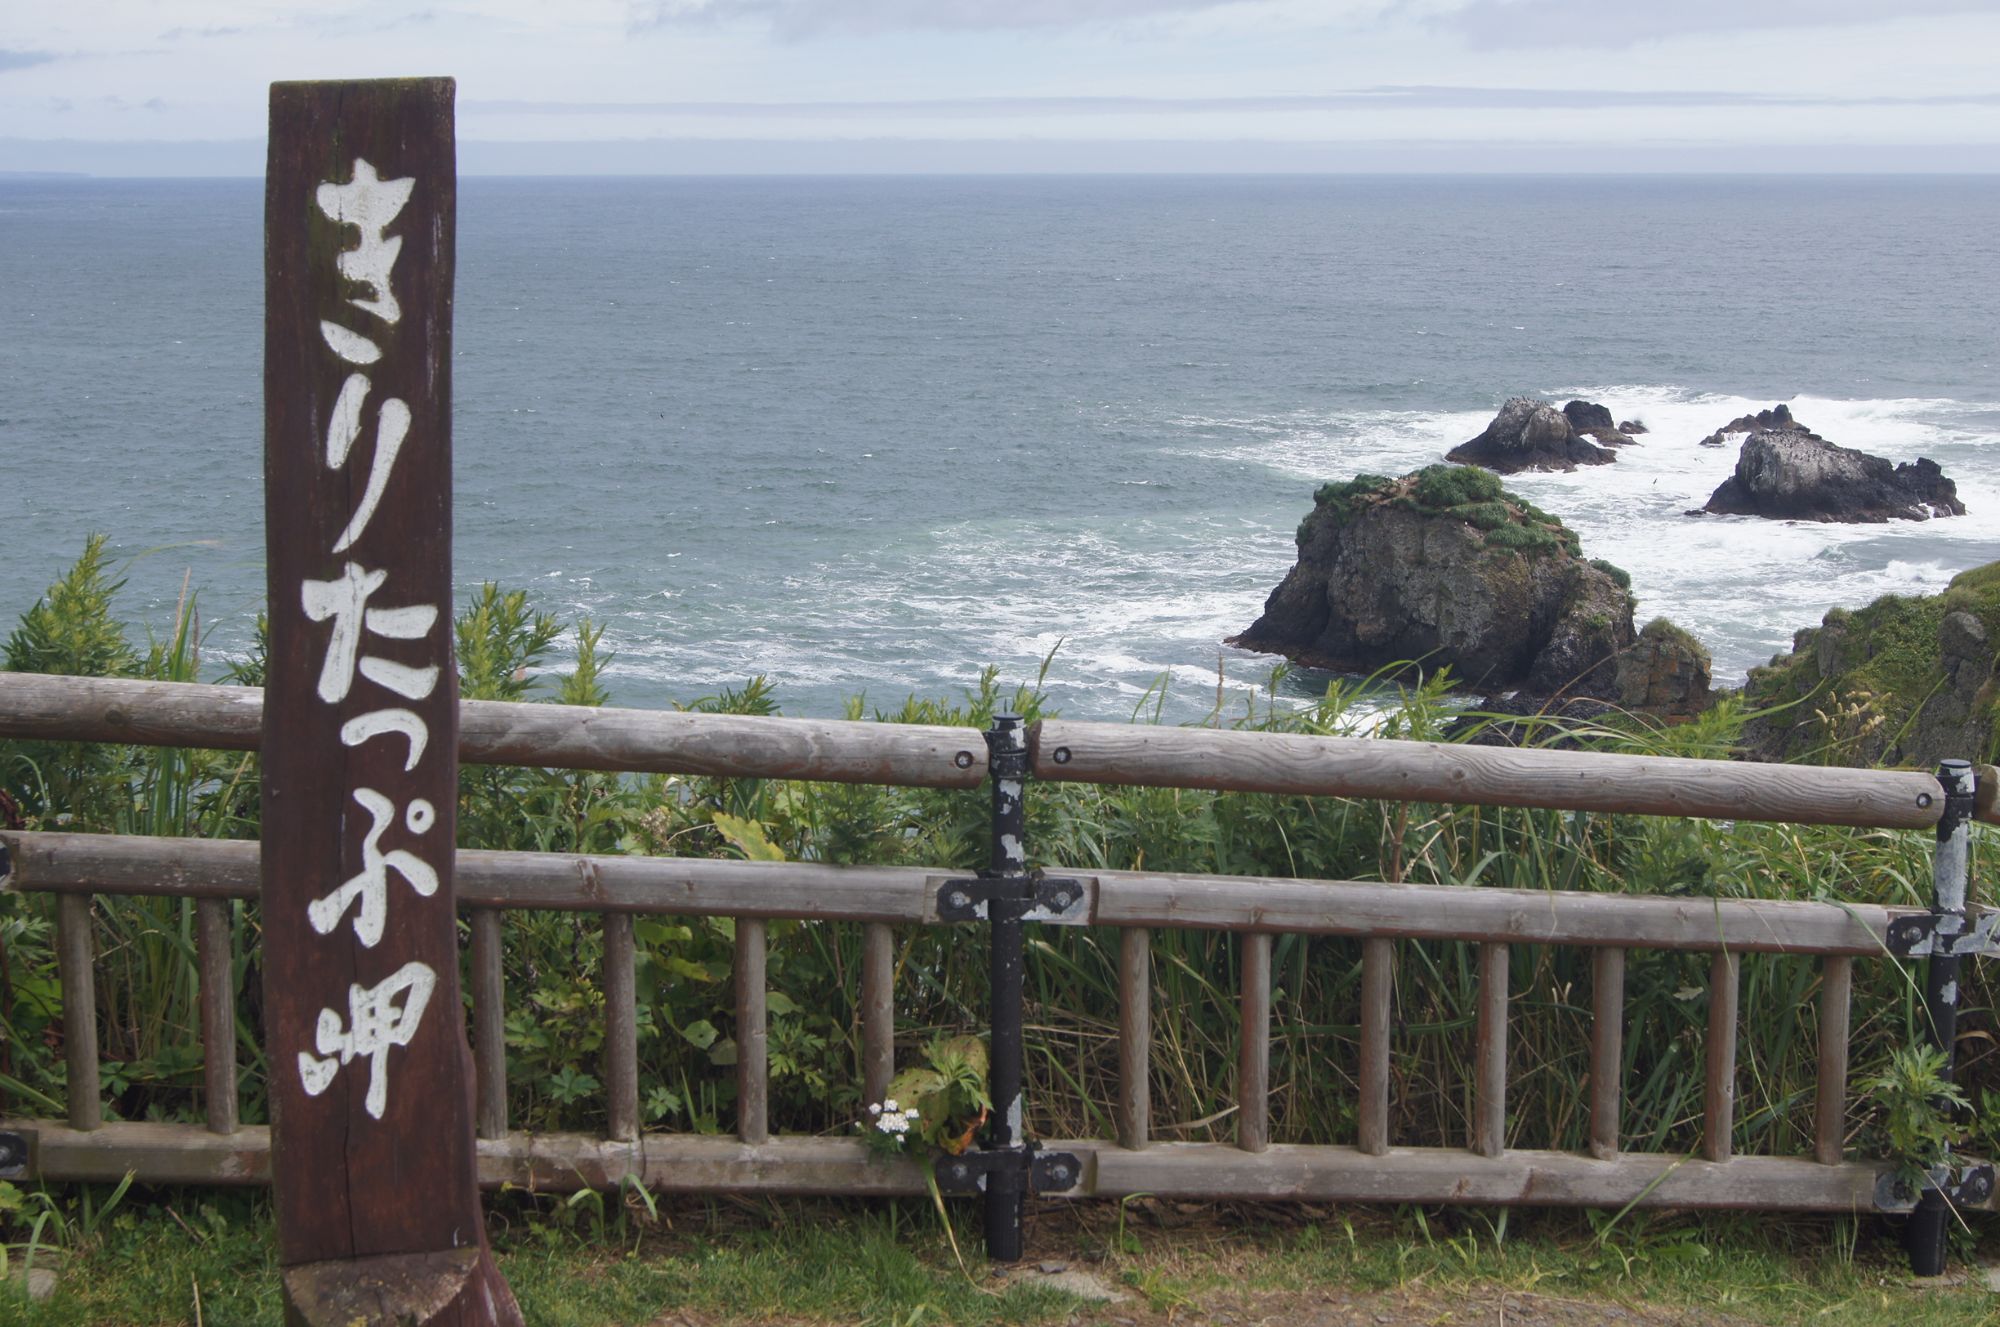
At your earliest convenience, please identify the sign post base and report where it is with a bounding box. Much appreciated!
[283,1248,521,1327]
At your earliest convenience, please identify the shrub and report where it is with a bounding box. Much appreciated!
[1484,522,1559,553]
[1589,558,1633,591]
[1411,464,1503,510]
[1447,501,1512,531]
[1312,474,1394,509]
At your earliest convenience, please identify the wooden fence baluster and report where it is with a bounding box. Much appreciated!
[1473,943,1509,1158]
[1118,927,1151,1150]
[1705,950,1740,1163]
[1815,955,1853,1165]
[196,898,237,1135]
[736,918,769,1145]
[472,907,508,1140]
[604,911,639,1143]
[1589,947,1624,1161]
[56,893,100,1133]
[1358,937,1393,1156]
[1239,932,1271,1153]
[860,922,894,1108]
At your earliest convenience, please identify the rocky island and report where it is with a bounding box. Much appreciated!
[1444,397,1628,474]
[1229,465,1712,715]
[1696,405,1965,522]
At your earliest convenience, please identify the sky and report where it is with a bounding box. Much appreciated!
[4,0,1999,174]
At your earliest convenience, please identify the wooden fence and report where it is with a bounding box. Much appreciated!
[2,672,1997,1262]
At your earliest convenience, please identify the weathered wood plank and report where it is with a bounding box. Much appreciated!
[1357,937,1394,1156]
[1118,927,1151,1151]
[15,678,2000,828]
[1706,951,1740,1164]
[0,674,984,790]
[1082,1142,1923,1211]
[1085,867,1911,955]
[735,918,769,1146]
[1474,943,1508,1158]
[860,922,894,1107]
[603,912,638,1143]
[6,833,1930,956]
[264,77,515,1321]
[1239,932,1271,1153]
[1032,718,1948,828]
[56,894,100,1133]
[1589,947,1624,1161]
[12,1121,1961,1213]
[196,898,238,1136]
[1816,956,1853,1166]
[471,909,506,1141]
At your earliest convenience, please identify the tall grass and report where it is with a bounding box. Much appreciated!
[0,539,1992,1186]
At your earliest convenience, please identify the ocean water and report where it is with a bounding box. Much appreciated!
[3,175,1996,723]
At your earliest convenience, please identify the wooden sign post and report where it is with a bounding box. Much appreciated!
[263,78,521,1326]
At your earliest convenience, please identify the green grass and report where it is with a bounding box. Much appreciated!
[4,1193,1996,1326]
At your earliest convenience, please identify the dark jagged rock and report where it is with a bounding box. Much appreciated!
[1700,429,1965,522]
[1697,403,1806,450]
[1740,562,1999,767]
[1563,399,1633,447]
[1447,397,1619,473]
[1617,419,1649,435]
[1563,399,1616,432]
[1614,618,1714,715]
[1722,403,1795,433]
[1230,465,1656,700]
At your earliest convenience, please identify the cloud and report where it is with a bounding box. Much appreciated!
[631,0,1246,37]
[0,50,57,73]
[465,86,2000,118]
[1441,0,1996,49]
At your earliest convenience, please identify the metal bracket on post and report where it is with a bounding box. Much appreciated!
[932,1144,1084,1197]
[1875,1163,1997,1213]
[936,873,1090,924]
[0,1131,28,1181]
[1885,909,2000,959]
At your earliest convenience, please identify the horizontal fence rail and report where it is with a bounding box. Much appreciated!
[1030,718,1993,830]
[1,673,1994,827]
[0,832,1945,953]
[3,1125,1917,1214]
[0,673,986,789]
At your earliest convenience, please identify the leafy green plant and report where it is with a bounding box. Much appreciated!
[1859,1044,1971,1188]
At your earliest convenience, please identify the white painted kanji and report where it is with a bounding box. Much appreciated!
[297,961,437,1120]
[300,561,439,704]
[308,788,439,946]
[338,708,428,771]
[315,157,414,325]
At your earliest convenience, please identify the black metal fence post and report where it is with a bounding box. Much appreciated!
[983,713,1030,1262]
[1908,758,1975,1277]
[931,714,1083,1262]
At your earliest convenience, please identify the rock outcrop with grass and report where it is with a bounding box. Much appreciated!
[1231,466,1710,711]
[1697,407,1965,522]
[1740,561,2000,767]
[1446,397,1621,473]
